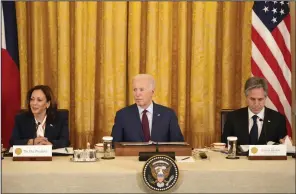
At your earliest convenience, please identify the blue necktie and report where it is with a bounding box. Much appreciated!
[249,115,258,145]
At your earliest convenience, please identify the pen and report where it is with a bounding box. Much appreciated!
[220,150,228,154]
[65,147,68,153]
[181,156,190,160]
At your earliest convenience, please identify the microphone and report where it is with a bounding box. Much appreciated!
[36,122,41,131]
[36,122,41,127]
[156,142,159,152]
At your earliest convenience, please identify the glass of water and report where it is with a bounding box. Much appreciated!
[227,136,238,159]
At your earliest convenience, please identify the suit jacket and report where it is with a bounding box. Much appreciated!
[222,107,287,145]
[9,111,70,149]
[111,102,184,142]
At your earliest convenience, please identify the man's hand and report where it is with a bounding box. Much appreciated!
[279,135,293,145]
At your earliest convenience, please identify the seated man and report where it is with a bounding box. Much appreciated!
[111,74,184,142]
[222,77,288,145]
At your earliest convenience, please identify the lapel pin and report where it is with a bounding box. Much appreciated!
[157,114,160,116]
[268,120,271,123]
[50,124,53,127]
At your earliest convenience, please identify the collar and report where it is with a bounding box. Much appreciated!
[248,107,265,120]
[34,115,47,126]
[137,102,153,114]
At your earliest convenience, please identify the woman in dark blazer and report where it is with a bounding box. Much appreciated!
[10,85,70,149]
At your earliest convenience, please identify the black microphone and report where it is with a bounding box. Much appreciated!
[36,122,41,130]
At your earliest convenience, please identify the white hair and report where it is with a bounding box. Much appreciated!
[132,74,155,90]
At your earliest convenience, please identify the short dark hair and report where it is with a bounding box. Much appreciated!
[244,77,268,97]
[26,85,57,120]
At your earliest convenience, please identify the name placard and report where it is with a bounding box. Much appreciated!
[13,145,52,161]
[248,145,287,160]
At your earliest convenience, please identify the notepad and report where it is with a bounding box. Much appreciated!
[52,147,74,155]
[175,156,195,163]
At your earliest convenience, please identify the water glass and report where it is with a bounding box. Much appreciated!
[227,136,238,159]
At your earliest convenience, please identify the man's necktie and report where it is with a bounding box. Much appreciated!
[142,110,150,142]
[249,115,258,145]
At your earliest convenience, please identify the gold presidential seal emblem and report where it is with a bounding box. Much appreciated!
[251,147,258,154]
[15,148,22,155]
[142,155,179,192]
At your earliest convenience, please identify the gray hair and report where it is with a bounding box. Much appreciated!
[244,77,268,97]
[132,74,155,90]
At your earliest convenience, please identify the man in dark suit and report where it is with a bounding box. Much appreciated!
[111,74,184,142]
[222,77,289,145]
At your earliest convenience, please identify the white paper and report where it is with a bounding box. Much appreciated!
[281,136,294,153]
[52,147,74,154]
[286,146,295,154]
[193,148,209,152]
[283,136,293,146]
[267,141,276,145]
[175,156,195,163]
[239,145,249,152]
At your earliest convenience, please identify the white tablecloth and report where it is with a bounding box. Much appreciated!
[2,152,295,193]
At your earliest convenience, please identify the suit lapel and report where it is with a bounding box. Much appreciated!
[258,107,269,144]
[132,104,145,141]
[151,102,161,139]
[28,114,37,138]
[240,107,249,144]
[44,119,54,138]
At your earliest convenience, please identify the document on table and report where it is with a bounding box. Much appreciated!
[287,146,295,154]
[52,147,74,155]
[239,145,249,152]
[175,156,195,163]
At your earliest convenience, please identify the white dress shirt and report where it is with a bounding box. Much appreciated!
[248,107,265,139]
[35,116,47,137]
[137,103,153,135]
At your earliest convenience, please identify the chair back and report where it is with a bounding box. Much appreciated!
[220,109,234,141]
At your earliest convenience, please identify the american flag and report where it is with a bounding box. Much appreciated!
[251,1,291,137]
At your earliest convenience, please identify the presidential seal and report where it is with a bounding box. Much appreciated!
[15,148,22,155]
[142,155,179,192]
[251,147,258,154]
